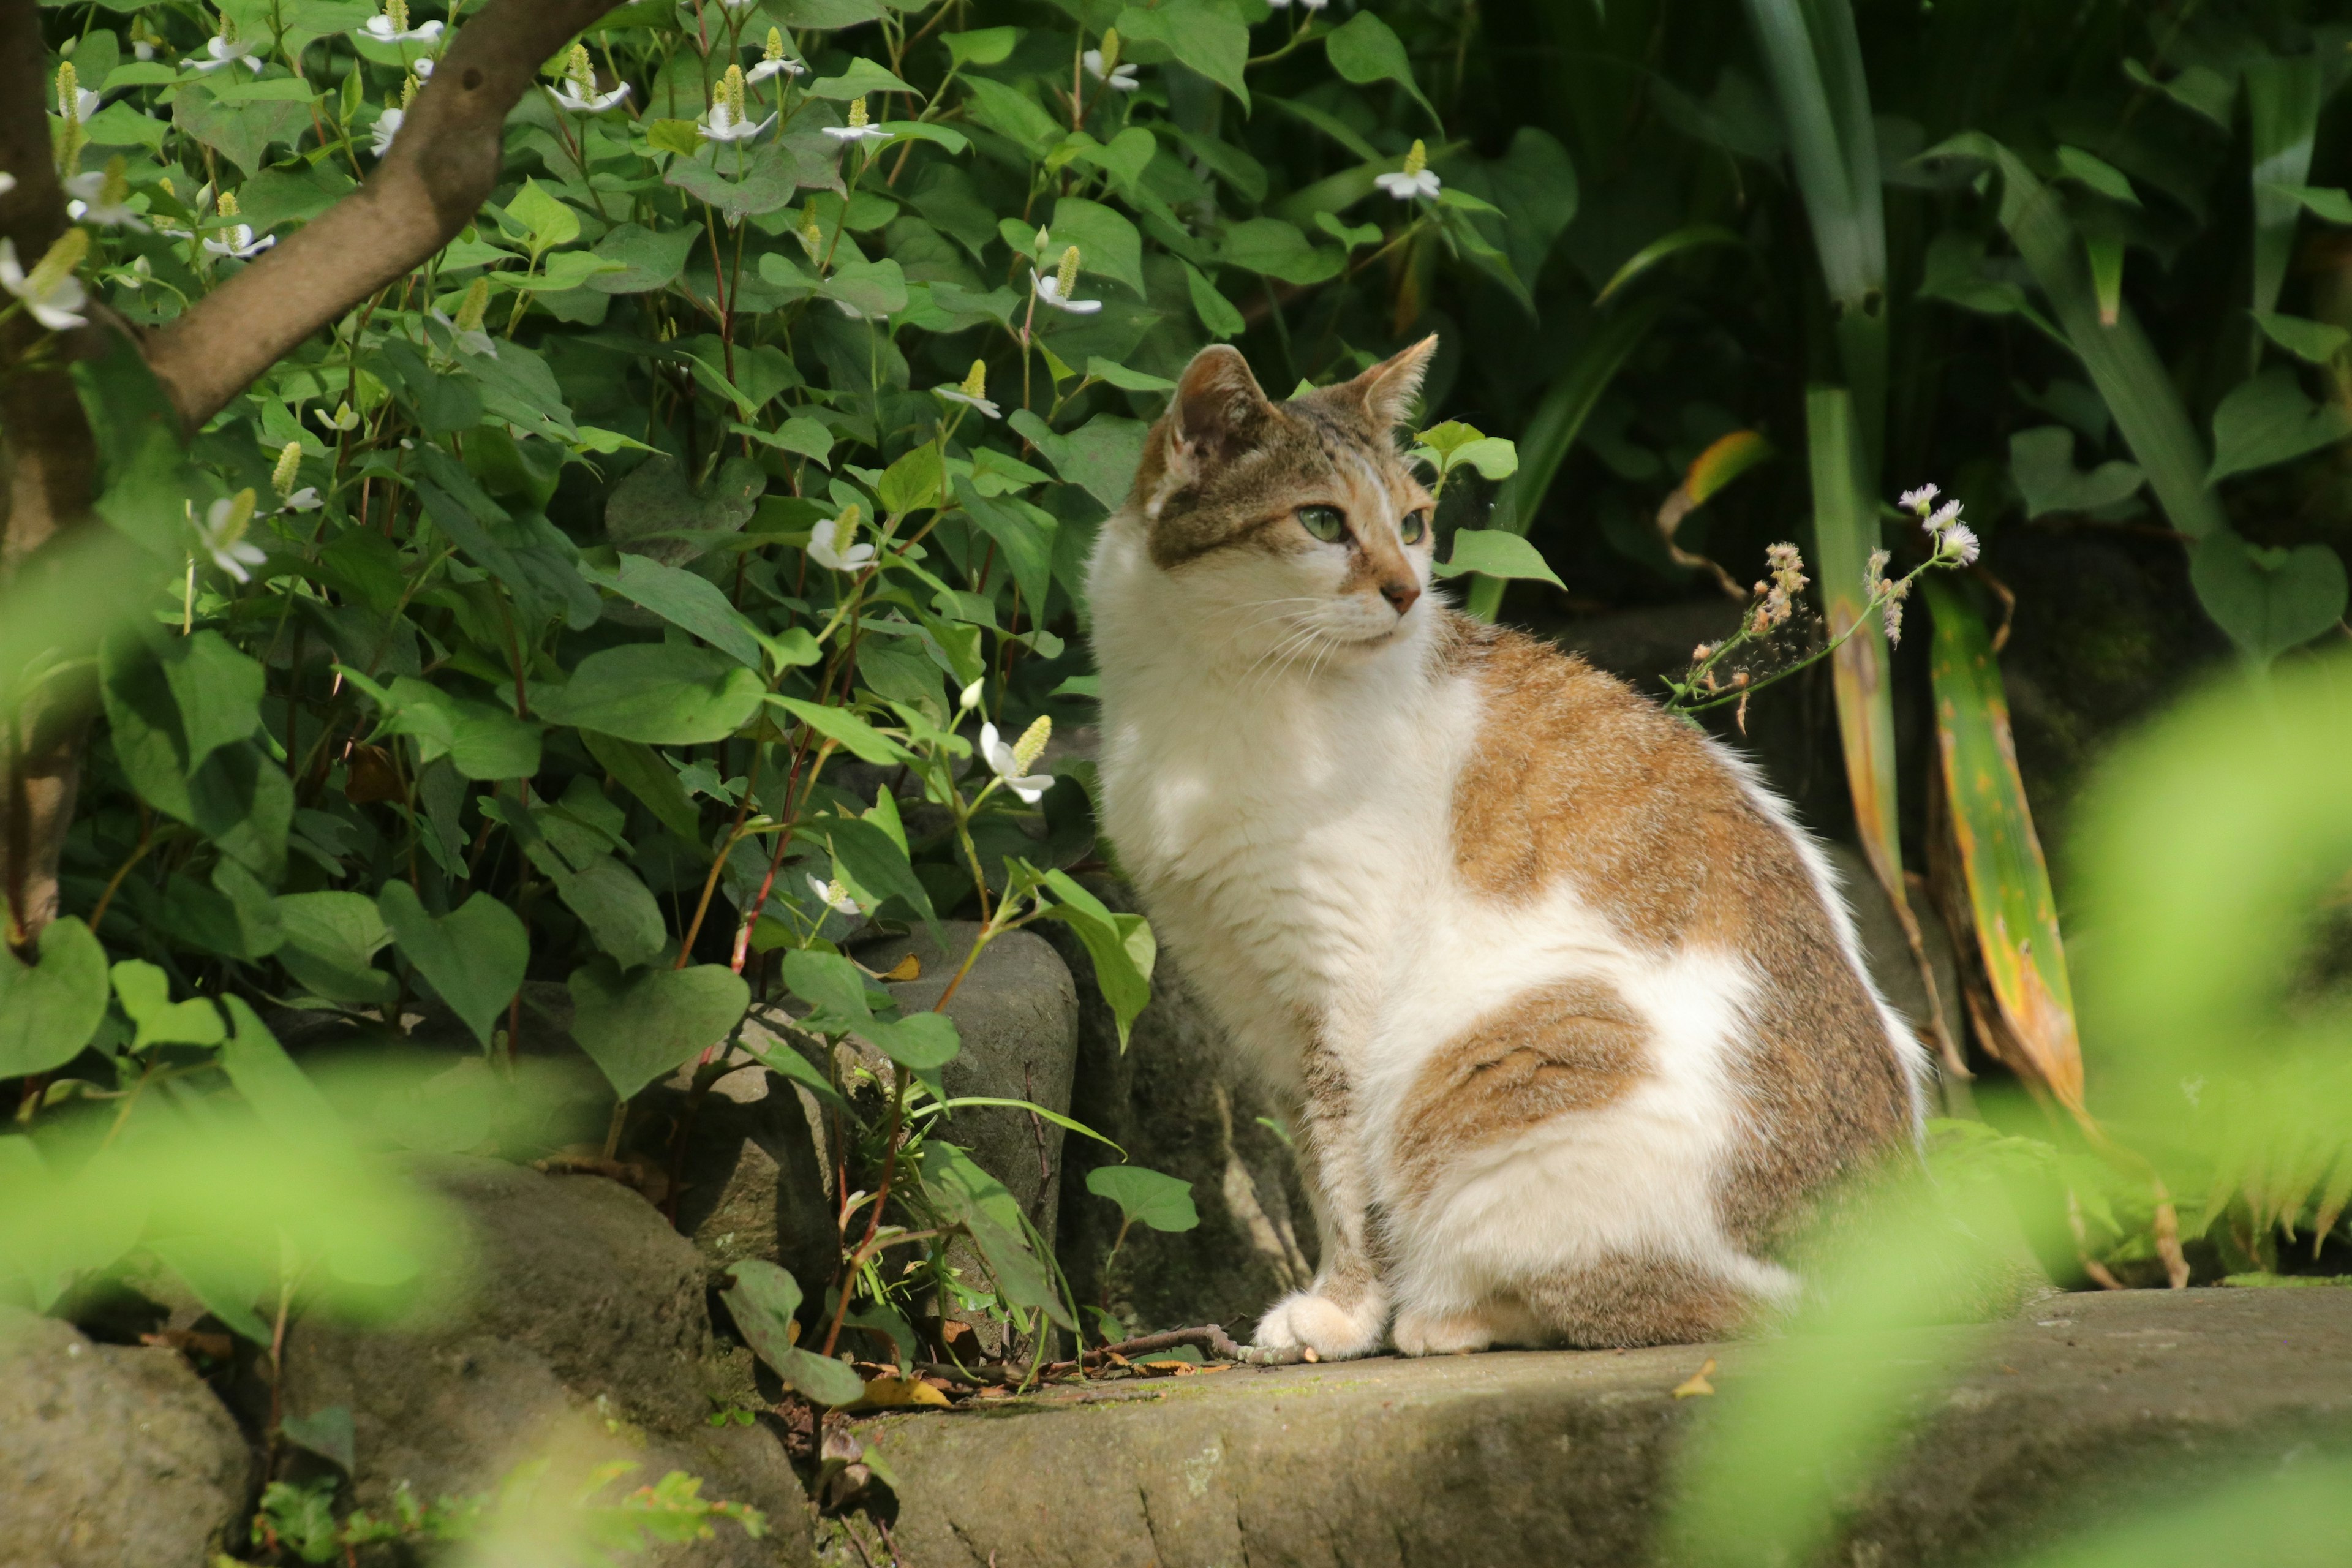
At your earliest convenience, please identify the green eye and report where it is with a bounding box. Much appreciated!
[1298,505,1348,543]
[1400,509,1430,545]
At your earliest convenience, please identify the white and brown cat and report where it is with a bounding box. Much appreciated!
[1086,338,1924,1357]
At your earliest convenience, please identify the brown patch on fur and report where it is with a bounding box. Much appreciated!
[1443,619,1915,1254]
[1391,978,1646,1206]
[1517,1254,1761,1349]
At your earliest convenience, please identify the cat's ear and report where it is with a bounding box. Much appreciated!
[1171,345,1275,464]
[1336,334,1439,430]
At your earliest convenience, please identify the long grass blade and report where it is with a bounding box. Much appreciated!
[2246,54,2324,334]
[1923,578,2082,1112]
[1466,296,1665,622]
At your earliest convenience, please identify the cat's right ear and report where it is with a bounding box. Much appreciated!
[1173,345,1274,466]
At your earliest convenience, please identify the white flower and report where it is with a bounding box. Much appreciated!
[1031,264,1101,315]
[277,486,323,514]
[979,719,1053,805]
[203,222,274,260]
[371,106,403,157]
[1939,523,1981,565]
[935,359,1000,419]
[315,401,360,433]
[1082,50,1139,92]
[806,876,865,916]
[113,254,153,291]
[413,56,434,78]
[808,509,875,573]
[59,86,101,120]
[0,173,15,196]
[1,234,89,330]
[823,96,889,145]
[190,34,263,73]
[1926,499,1962,534]
[748,56,805,85]
[64,161,147,231]
[361,1,443,45]
[196,491,268,583]
[1899,484,1940,513]
[551,79,630,113]
[1376,139,1442,202]
[700,99,774,143]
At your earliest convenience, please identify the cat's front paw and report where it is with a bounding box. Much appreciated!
[1254,1289,1387,1359]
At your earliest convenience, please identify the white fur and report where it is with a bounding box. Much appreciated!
[1087,501,1914,1359]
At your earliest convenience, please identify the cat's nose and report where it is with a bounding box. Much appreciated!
[1381,579,1421,614]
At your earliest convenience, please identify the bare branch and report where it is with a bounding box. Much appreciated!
[141,0,630,428]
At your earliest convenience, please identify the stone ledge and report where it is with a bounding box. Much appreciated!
[853,1289,2352,1567]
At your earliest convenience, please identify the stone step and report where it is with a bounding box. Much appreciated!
[851,1288,2352,1567]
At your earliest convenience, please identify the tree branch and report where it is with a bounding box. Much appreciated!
[141,0,630,428]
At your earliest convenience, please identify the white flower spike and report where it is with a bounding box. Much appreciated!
[432,276,499,358]
[197,490,268,583]
[0,231,90,331]
[189,17,264,75]
[1084,31,1138,92]
[55,61,100,120]
[1033,245,1102,314]
[936,360,1001,420]
[202,190,274,260]
[823,96,890,145]
[701,66,775,143]
[551,45,630,113]
[363,0,443,45]
[808,505,876,573]
[64,159,147,231]
[748,29,806,84]
[271,440,323,513]
[1376,140,1442,202]
[979,717,1054,805]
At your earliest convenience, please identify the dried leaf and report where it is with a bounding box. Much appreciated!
[878,953,921,982]
[1672,1357,1719,1398]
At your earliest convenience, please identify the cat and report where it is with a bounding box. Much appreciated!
[1084,338,1926,1357]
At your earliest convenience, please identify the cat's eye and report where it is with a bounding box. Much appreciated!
[1297,505,1348,543]
[1400,509,1430,545]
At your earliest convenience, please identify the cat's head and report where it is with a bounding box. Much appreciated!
[1124,337,1439,655]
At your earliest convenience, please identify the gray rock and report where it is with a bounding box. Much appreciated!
[280,1156,813,1566]
[853,922,1080,1248]
[858,1287,2352,1568]
[1046,885,1319,1340]
[633,1060,839,1297]
[0,1309,254,1567]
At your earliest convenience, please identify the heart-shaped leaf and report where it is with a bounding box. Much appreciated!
[378,884,527,1049]
[2190,530,2349,668]
[1433,528,1567,589]
[533,644,765,745]
[0,917,110,1078]
[272,891,393,1005]
[1085,1165,1200,1233]
[719,1260,867,1406]
[112,959,227,1052]
[2009,425,2144,517]
[280,1405,356,1474]
[568,960,750,1101]
[2207,367,2352,484]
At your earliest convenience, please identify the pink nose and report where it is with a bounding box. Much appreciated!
[1382,579,1421,614]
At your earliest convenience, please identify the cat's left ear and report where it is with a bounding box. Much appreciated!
[1336,334,1439,429]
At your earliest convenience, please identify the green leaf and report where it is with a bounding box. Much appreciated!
[2252,311,2351,366]
[1007,411,1148,510]
[1182,259,1244,339]
[2263,183,2352,225]
[584,556,763,669]
[0,918,109,1079]
[1115,0,1248,110]
[505,178,581,254]
[823,256,910,320]
[663,140,812,225]
[809,58,917,99]
[1216,217,1340,286]
[2008,426,2144,518]
[1085,1165,1199,1232]
[146,1237,273,1344]
[2053,145,2138,206]
[1081,353,1173,395]
[2188,530,2349,670]
[2207,368,2352,485]
[1323,11,1439,129]
[568,960,750,1101]
[960,76,1058,154]
[956,482,1057,617]
[1433,529,1566,589]
[535,645,766,745]
[587,223,698,294]
[581,731,702,842]
[1047,198,1145,301]
[876,442,946,516]
[921,1144,1071,1326]
[111,959,227,1052]
[720,1259,867,1406]
[1033,870,1153,1050]
[2247,56,2323,321]
[646,118,702,159]
[377,884,527,1050]
[809,814,943,942]
[1596,224,1746,304]
[272,891,393,1006]
[768,697,911,765]
[219,997,345,1150]
[371,675,543,781]
[943,27,1019,67]
[553,858,668,970]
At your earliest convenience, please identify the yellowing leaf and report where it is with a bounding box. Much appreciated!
[860,1375,950,1408]
[1672,1357,1718,1398]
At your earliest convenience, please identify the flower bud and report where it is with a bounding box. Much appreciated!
[453,275,491,334]
[1098,28,1121,71]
